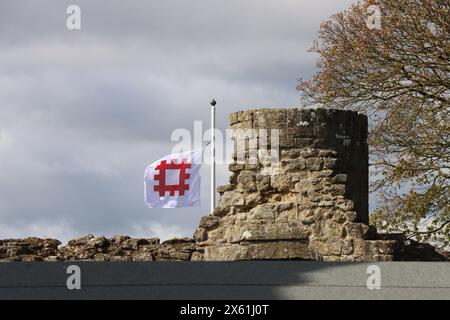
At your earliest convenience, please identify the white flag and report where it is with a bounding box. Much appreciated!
[144,149,202,208]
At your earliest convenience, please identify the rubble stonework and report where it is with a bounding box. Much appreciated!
[0,236,199,262]
[0,108,448,262]
[193,108,447,262]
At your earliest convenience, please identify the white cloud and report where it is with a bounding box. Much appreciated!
[0,221,78,244]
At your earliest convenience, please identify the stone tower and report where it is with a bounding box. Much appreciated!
[194,108,398,262]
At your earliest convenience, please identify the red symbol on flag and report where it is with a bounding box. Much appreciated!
[153,159,191,197]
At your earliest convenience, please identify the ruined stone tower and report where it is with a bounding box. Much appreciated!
[194,108,398,262]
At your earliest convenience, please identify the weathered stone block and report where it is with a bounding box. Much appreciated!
[193,228,208,242]
[328,184,346,196]
[331,174,348,184]
[343,222,370,239]
[237,170,257,192]
[205,241,311,261]
[284,158,307,172]
[217,184,235,193]
[281,149,301,159]
[249,205,275,220]
[255,174,271,192]
[199,216,220,229]
[270,174,293,191]
[336,199,355,211]
[306,157,323,171]
[219,191,245,208]
[353,240,397,258]
[323,158,338,169]
[229,163,245,172]
[245,193,264,207]
[344,211,358,222]
[309,238,343,256]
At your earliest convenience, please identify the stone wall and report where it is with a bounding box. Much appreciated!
[0,236,200,262]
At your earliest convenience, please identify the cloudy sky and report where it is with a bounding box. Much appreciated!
[0,0,357,243]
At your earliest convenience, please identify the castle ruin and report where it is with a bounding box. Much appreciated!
[0,108,447,262]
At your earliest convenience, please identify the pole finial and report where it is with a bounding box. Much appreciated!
[210,99,217,107]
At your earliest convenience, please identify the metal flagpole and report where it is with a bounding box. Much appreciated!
[210,99,217,215]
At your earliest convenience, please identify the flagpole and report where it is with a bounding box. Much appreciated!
[210,99,216,215]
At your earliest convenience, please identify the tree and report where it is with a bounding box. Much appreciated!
[297,0,449,248]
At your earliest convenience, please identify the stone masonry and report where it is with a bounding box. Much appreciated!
[193,108,444,262]
[0,108,448,262]
[0,236,200,262]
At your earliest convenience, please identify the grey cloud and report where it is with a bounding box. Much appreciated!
[0,1,352,44]
[0,0,357,242]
